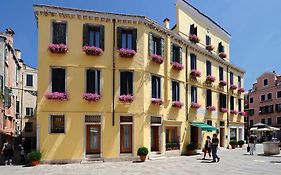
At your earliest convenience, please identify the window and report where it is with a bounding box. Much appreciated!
[249,97,253,103]
[165,127,179,146]
[259,105,274,114]
[170,44,182,64]
[263,79,268,86]
[83,24,104,49]
[52,22,66,44]
[189,24,197,35]
[277,91,281,98]
[219,93,226,108]
[191,86,197,103]
[24,122,33,132]
[51,68,66,93]
[261,119,265,124]
[50,115,65,133]
[206,35,211,45]
[149,33,164,56]
[120,71,133,95]
[218,42,224,53]
[172,81,180,101]
[206,60,212,76]
[190,53,197,70]
[230,96,234,110]
[230,72,234,85]
[267,118,272,125]
[219,67,224,81]
[206,89,212,107]
[26,107,33,117]
[238,76,241,88]
[207,120,212,126]
[276,104,281,112]
[277,117,281,125]
[151,75,161,99]
[86,69,100,94]
[248,109,254,116]
[250,120,253,126]
[117,28,137,51]
[16,101,19,114]
[261,95,265,102]
[238,99,242,112]
[267,93,272,100]
[26,74,33,87]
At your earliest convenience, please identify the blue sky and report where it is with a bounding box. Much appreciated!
[1,0,280,90]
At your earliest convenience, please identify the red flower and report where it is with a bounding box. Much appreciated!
[83,93,101,102]
[172,62,183,71]
[238,88,245,93]
[172,101,183,108]
[219,80,227,87]
[150,54,164,64]
[218,52,227,59]
[151,98,163,106]
[230,84,238,90]
[191,102,201,109]
[220,108,228,113]
[118,48,136,58]
[230,110,238,115]
[45,92,68,101]
[82,46,103,56]
[189,34,200,43]
[48,44,68,54]
[206,75,216,83]
[206,106,216,111]
[190,69,202,78]
[119,94,134,103]
[206,45,214,51]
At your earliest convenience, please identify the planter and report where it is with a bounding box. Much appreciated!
[220,108,228,113]
[230,84,237,90]
[150,54,164,64]
[82,46,103,56]
[206,45,214,51]
[151,98,163,106]
[31,160,40,166]
[231,145,236,149]
[263,142,280,155]
[189,34,200,43]
[218,52,227,59]
[171,62,183,70]
[238,111,246,116]
[230,110,238,115]
[48,44,68,54]
[206,75,216,83]
[172,101,183,108]
[140,155,146,162]
[219,80,227,87]
[206,106,216,111]
[238,145,243,148]
[83,93,101,102]
[238,88,245,93]
[186,150,196,156]
[190,102,201,109]
[45,92,68,101]
[118,48,136,58]
[119,94,134,103]
[190,69,201,78]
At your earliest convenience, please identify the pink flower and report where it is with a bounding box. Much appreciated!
[218,52,227,59]
[82,46,103,56]
[206,45,214,51]
[119,94,134,103]
[118,48,136,58]
[83,93,101,102]
[190,69,202,78]
[150,54,164,64]
[189,34,200,43]
[238,111,247,116]
[172,101,183,108]
[230,110,238,115]
[45,92,68,101]
[220,108,228,113]
[206,106,216,111]
[230,84,238,90]
[48,44,68,54]
[190,102,201,109]
[238,88,245,93]
[206,75,216,83]
[219,80,227,87]
[172,62,183,71]
[151,98,163,106]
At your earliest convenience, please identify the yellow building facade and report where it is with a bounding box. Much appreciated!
[34,0,245,163]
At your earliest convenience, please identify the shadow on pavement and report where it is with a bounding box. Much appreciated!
[200,161,216,163]
[270,161,281,163]
[257,154,281,157]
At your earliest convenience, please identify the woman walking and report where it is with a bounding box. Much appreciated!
[203,136,211,160]
[248,134,255,155]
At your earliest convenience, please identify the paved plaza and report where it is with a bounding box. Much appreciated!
[1,144,280,175]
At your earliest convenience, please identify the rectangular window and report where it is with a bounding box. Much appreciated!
[51,68,66,93]
[219,67,224,81]
[172,81,180,101]
[83,24,104,49]
[250,120,253,126]
[267,118,272,125]
[50,115,65,133]
[219,93,227,108]
[190,53,197,70]
[275,104,281,112]
[238,99,242,112]
[277,91,281,98]
[16,101,20,114]
[249,97,253,103]
[263,79,268,86]
[261,95,265,102]
[238,76,241,88]
[267,93,272,100]
[149,34,163,56]
[52,22,66,44]
[277,117,281,125]
[151,75,161,99]
[230,72,234,85]
[120,71,133,95]
[218,42,224,53]
[206,60,212,76]
[191,86,197,103]
[26,107,33,117]
[206,35,211,45]
[207,120,212,126]
[230,96,234,110]
[86,69,100,94]
[206,89,212,107]
[261,119,265,124]
[170,44,182,64]
[248,109,254,116]
[190,24,197,35]
[117,28,137,51]
[24,122,33,132]
[26,74,33,87]
[259,105,274,114]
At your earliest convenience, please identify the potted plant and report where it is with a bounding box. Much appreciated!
[206,106,216,112]
[150,54,164,64]
[230,84,237,90]
[27,151,42,166]
[171,62,184,70]
[238,87,245,93]
[219,80,227,87]
[218,52,227,59]
[172,101,183,108]
[189,34,200,43]
[229,140,237,149]
[83,93,101,102]
[119,94,134,103]
[137,147,149,162]
[151,98,163,106]
[48,44,68,54]
[118,48,136,58]
[82,46,103,56]
[186,143,196,155]
[190,102,201,109]
[190,69,202,78]
[206,75,216,83]
[206,45,214,51]
[220,108,228,113]
[45,92,68,101]
[237,140,245,148]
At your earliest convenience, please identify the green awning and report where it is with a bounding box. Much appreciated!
[191,122,218,132]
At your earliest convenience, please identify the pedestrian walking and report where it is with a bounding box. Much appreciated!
[202,136,211,160]
[248,134,255,155]
[1,137,14,166]
[19,144,25,165]
[211,134,220,162]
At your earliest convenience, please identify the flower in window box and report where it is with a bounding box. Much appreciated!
[218,52,227,59]
[83,93,101,102]
[238,111,247,116]
[230,84,237,90]
[190,102,201,109]
[206,45,214,51]
[219,80,227,87]
[118,48,136,58]
[48,44,68,54]
[45,92,68,101]
[189,34,200,43]
[150,54,164,64]
[238,87,245,93]
[206,106,216,111]
[172,101,183,108]
[230,110,238,115]
[171,62,183,71]
[190,69,202,78]
[82,46,103,56]
[151,98,163,106]
[220,108,228,113]
[119,94,134,103]
[206,75,216,83]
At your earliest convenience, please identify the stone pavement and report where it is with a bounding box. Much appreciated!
[0,144,280,175]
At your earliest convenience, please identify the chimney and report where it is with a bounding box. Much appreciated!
[273,70,276,74]
[15,49,22,60]
[163,18,170,29]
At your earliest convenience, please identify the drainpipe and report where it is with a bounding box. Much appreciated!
[226,65,229,145]
[112,19,116,126]
[185,45,189,121]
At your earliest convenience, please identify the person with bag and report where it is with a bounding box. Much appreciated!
[202,136,211,160]
[1,137,14,165]
[248,134,255,155]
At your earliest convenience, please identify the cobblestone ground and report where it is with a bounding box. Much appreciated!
[0,144,281,175]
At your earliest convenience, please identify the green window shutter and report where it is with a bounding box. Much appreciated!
[149,33,153,55]
[117,27,122,49]
[83,24,89,46]
[161,38,164,57]
[132,29,137,52]
[170,43,174,63]
[99,25,105,50]
[179,47,182,64]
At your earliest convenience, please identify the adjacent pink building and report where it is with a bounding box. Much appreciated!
[245,71,281,138]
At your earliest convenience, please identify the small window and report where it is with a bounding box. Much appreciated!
[206,60,212,76]
[250,120,253,126]
[277,117,281,125]
[218,42,224,53]
[149,33,163,56]
[230,72,234,85]
[230,96,234,110]
[261,119,265,124]
[120,71,133,95]
[261,95,265,102]
[206,89,212,107]
[207,120,212,126]
[170,44,182,64]
[238,76,241,88]
[190,24,197,35]
[24,122,33,132]
[26,74,33,87]
[263,79,268,86]
[50,115,65,133]
[275,104,281,112]
[277,91,281,98]
[51,68,66,93]
[26,107,33,117]
[219,93,226,108]
[191,86,197,103]
[190,53,197,70]
[219,67,224,81]
[267,118,272,125]
[86,69,100,94]
[52,22,67,44]
[267,93,272,100]
[151,75,161,99]
[172,81,180,101]
[248,109,254,116]
[83,24,104,49]
[249,97,253,103]
[238,99,242,112]
[206,35,211,46]
[16,101,20,114]
[117,28,137,51]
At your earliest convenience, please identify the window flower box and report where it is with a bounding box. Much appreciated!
[48,44,68,54]
[218,52,227,59]
[206,45,214,51]
[171,62,183,71]
[172,101,183,108]
[190,102,201,109]
[238,87,245,93]
[151,98,163,106]
[118,48,136,58]
[230,84,237,90]
[220,108,228,113]
[82,46,103,56]
[206,75,216,83]
[238,111,247,116]
[119,94,134,103]
[219,80,227,87]
[189,34,200,43]
[230,110,238,115]
[206,106,216,111]
[83,93,101,102]
[45,92,68,101]
[150,54,164,64]
[190,69,201,78]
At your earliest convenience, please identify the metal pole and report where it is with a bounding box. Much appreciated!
[20,70,23,138]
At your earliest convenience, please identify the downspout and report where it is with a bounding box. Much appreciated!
[185,45,189,121]
[226,65,229,145]
[112,19,116,126]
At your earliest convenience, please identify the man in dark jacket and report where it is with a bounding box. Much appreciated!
[211,134,220,162]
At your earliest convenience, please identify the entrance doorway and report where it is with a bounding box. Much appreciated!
[151,126,160,151]
[220,128,225,147]
[86,125,101,154]
[190,126,199,149]
[120,124,132,153]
